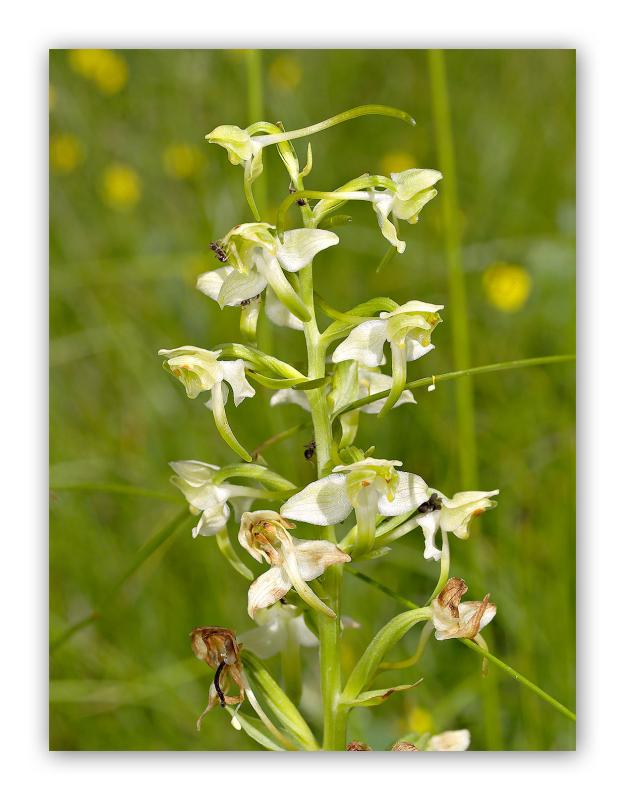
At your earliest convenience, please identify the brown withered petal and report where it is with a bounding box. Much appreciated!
[190,626,246,729]
[391,741,420,751]
[436,576,468,619]
[347,741,373,751]
[190,626,240,668]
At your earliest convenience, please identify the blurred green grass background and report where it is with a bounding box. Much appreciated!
[49,49,575,751]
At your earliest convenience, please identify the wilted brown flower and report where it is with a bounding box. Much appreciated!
[190,627,245,729]
[391,741,420,751]
[431,577,496,640]
[346,741,373,751]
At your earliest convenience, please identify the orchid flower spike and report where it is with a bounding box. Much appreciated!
[416,488,499,560]
[238,511,350,619]
[332,301,443,416]
[238,602,318,659]
[431,577,496,641]
[169,460,255,538]
[197,222,338,323]
[369,168,442,253]
[190,626,245,729]
[280,458,428,557]
[158,346,255,461]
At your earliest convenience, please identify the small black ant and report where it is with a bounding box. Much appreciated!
[210,241,228,263]
[417,492,443,514]
[304,440,316,461]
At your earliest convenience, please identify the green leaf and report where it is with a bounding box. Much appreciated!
[225,708,285,751]
[241,651,319,751]
[343,679,422,708]
[342,608,431,702]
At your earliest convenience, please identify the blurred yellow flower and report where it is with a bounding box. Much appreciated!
[162,143,203,179]
[268,55,302,92]
[407,706,434,734]
[50,133,84,175]
[380,150,416,175]
[483,262,532,313]
[68,49,128,95]
[101,164,141,209]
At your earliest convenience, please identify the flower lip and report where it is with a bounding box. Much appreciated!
[238,510,295,565]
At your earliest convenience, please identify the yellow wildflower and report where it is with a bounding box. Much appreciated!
[68,49,128,95]
[50,133,84,175]
[268,55,302,92]
[407,706,434,734]
[162,144,203,179]
[380,150,416,176]
[101,164,141,209]
[483,262,532,313]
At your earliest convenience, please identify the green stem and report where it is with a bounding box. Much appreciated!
[429,48,502,747]
[245,50,266,215]
[332,354,575,418]
[255,104,415,146]
[295,184,344,749]
[460,639,576,722]
[428,49,476,489]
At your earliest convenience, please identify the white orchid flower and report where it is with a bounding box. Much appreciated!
[169,460,257,538]
[158,346,255,461]
[426,729,471,751]
[415,488,499,561]
[238,602,318,659]
[197,222,338,322]
[238,510,350,619]
[368,168,442,253]
[431,577,496,641]
[280,458,428,557]
[332,301,442,416]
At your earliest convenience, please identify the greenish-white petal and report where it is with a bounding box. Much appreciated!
[292,537,351,581]
[265,286,304,330]
[247,567,293,618]
[219,359,256,407]
[377,471,428,516]
[196,267,232,302]
[280,474,352,526]
[270,388,311,412]
[332,319,389,367]
[218,268,267,308]
[276,229,339,273]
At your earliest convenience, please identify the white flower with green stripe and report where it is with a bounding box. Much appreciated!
[280,458,428,557]
[332,301,443,415]
[197,222,338,322]
[238,511,350,619]
[158,345,255,461]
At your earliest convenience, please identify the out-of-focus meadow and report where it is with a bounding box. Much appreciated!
[49,49,575,751]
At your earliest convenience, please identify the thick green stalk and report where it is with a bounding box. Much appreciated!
[300,263,344,749]
[429,48,500,747]
[428,49,477,489]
